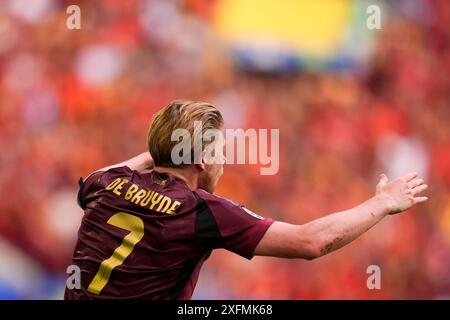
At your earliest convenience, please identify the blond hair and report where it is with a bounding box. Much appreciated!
[148,100,223,167]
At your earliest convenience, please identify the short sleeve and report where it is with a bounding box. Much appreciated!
[194,190,274,260]
[77,171,107,209]
[77,166,132,209]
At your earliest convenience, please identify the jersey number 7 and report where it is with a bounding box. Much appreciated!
[87,212,145,295]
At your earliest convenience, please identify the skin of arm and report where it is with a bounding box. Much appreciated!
[253,172,428,260]
[84,152,154,180]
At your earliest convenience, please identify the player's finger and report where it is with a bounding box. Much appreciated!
[376,174,388,194]
[377,174,388,187]
[414,196,428,204]
[408,178,424,189]
[401,172,418,183]
[411,184,428,195]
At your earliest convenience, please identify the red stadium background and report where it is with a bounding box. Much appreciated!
[0,0,449,299]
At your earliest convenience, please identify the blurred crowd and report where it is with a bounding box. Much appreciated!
[0,0,449,299]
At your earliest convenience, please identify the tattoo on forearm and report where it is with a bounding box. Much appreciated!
[320,243,333,255]
[320,236,344,256]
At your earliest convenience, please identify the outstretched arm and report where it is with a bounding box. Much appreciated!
[253,172,428,260]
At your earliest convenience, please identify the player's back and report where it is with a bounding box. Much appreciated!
[65,166,210,299]
[65,166,273,300]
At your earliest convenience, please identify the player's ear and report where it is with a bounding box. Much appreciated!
[195,162,206,172]
[196,153,207,172]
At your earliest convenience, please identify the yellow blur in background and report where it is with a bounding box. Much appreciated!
[215,0,351,57]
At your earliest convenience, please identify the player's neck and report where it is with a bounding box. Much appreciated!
[153,166,199,191]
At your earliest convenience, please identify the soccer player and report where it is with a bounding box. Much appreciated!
[65,100,428,299]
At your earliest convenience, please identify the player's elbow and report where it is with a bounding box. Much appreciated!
[303,251,319,260]
[293,225,322,260]
[290,246,319,261]
[300,245,321,261]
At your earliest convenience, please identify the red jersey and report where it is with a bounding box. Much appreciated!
[64,166,273,299]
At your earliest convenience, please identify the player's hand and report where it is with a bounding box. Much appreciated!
[375,172,428,215]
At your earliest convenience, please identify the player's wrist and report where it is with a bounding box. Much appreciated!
[371,194,395,217]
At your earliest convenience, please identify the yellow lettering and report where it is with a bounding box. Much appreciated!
[139,191,154,207]
[105,178,121,190]
[166,201,181,214]
[157,196,172,213]
[149,193,163,210]
[131,189,147,204]
[112,179,128,196]
[125,184,139,200]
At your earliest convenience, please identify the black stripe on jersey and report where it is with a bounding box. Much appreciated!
[193,192,223,248]
[170,257,199,299]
